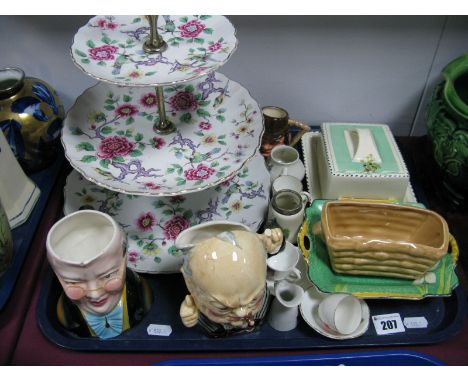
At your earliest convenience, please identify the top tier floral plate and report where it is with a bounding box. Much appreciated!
[71,15,237,86]
[61,72,263,196]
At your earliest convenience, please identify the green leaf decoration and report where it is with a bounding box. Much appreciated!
[216,172,225,178]
[166,167,175,174]
[86,40,95,48]
[76,142,95,151]
[101,35,112,44]
[113,156,125,163]
[210,161,219,167]
[135,133,144,142]
[81,155,97,163]
[180,113,192,123]
[75,49,87,57]
[176,178,187,186]
[194,38,204,44]
[126,117,135,125]
[219,165,230,171]
[179,16,189,23]
[104,105,115,111]
[154,257,162,263]
[185,84,194,93]
[123,95,132,102]
[130,149,143,157]
[97,61,107,66]
[162,209,173,216]
[81,59,90,64]
[183,210,193,219]
[199,15,211,20]
[101,126,113,135]
[216,115,225,122]
[203,28,213,35]
[70,127,84,135]
[197,109,210,118]
[100,159,110,168]
[132,17,141,23]
[145,71,157,76]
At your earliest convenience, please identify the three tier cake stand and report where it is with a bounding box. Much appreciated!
[61,15,270,273]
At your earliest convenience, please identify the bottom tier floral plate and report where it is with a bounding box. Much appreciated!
[298,199,459,300]
[64,154,270,274]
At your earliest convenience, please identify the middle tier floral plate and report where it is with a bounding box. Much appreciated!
[62,72,263,196]
[63,153,270,274]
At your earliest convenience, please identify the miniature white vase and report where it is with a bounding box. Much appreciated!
[267,280,304,331]
[269,145,306,182]
[0,130,40,228]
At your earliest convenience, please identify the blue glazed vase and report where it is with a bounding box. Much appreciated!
[426,54,468,207]
[0,67,64,172]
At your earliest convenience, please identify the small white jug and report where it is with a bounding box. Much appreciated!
[267,280,304,331]
[269,145,305,182]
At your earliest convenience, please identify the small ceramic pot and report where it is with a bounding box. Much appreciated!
[271,189,309,244]
[260,106,289,157]
[0,67,64,172]
[0,197,13,277]
[267,280,304,332]
[269,145,306,182]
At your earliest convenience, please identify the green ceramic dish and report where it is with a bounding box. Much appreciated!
[298,199,459,300]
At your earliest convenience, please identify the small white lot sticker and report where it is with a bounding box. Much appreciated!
[147,324,172,336]
[372,313,405,335]
[403,317,428,329]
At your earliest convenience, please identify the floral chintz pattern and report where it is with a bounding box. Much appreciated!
[64,154,269,273]
[72,15,237,86]
[63,72,263,196]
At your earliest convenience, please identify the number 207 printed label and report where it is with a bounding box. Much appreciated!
[372,313,405,335]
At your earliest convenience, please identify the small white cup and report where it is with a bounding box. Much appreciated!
[267,280,305,331]
[317,293,362,335]
[272,175,303,194]
[267,241,301,281]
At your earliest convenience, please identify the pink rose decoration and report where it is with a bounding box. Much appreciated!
[96,19,107,28]
[97,136,136,159]
[128,251,139,263]
[169,91,198,111]
[136,212,156,232]
[115,103,139,118]
[89,45,118,60]
[184,163,216,180]
[163,215,190,240]
[178,20,205,38]
[107,21,118,30]
[169,196,185,204]
[198,121,212,130]
[140,93,158,108]
[152,137,166,149]
[144,182,161,190]
[208,42,222,52]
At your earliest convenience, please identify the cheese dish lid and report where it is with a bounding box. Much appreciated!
[320,122,409,178]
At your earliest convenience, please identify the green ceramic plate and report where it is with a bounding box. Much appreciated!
[298,199,459,300]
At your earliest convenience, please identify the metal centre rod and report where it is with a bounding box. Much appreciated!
[154,86,175,134]
[143,15,168,54]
